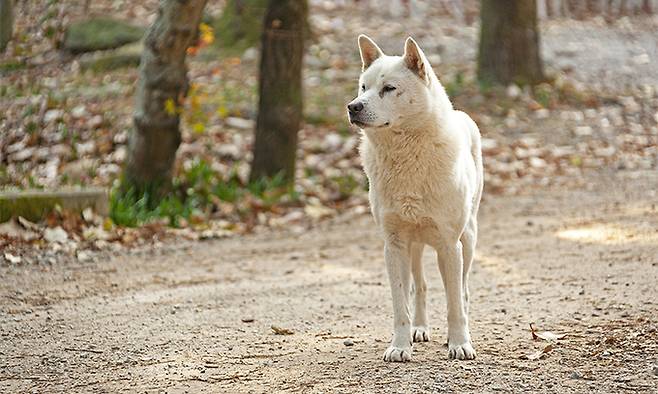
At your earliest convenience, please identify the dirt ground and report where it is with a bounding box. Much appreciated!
[1,169,657,393]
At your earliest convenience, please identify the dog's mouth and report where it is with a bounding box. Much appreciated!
[349,117,389,129]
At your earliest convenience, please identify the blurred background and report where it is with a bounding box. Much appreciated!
[2,1,658,392]
[0,0,657,256]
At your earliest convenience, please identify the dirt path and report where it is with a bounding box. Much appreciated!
[1,170,657,393]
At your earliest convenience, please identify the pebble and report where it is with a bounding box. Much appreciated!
[574,126,593,137]
[343,339,354,347]
[506,84,522,99]
[242,47,258,62]
[569,371,582,380]
[632,53,650,65]
[225,117,254,130]
[71,105,88,119]
[44,109,63,123]
[44,227,69,243]
[534,109,550,119]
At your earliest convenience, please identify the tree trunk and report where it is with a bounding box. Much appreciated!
[124,0,207,197]
[249,0,307,183]
[477,0,544,86]
[0,0,12,52]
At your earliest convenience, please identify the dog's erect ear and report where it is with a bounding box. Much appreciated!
[403,37,429,84]
[358,34,383,71]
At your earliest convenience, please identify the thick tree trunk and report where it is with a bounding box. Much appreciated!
[0,0,12,52]
[124,0,207,196]
[477,0,544,86]
[249,0,307,182]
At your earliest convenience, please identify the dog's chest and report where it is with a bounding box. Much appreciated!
[362,139,450,224]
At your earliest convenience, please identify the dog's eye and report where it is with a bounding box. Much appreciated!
[361,84,366,92]
[382,85,396,94]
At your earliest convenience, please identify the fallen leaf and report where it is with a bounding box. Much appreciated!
[304,204,334,220]
[523,344,554,360]
[4,253,22,264]
[43,226,69,243]
[530,323,566,342]
[271,325,294,335]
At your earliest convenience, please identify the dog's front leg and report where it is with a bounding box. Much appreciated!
[383,238,413,362]
[437,240,476,360]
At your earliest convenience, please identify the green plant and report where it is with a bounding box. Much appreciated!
[110,159,298,228]
[445,71,465,98]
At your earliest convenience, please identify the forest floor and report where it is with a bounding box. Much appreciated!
[1,168,657,393]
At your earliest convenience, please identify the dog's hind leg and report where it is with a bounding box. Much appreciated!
[436,239,476,360]
[460,218,477,315]
[410,242,430,342]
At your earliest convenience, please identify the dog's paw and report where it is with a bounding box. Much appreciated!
[383,346,412,362]
[448,341,476,360]
[411,326,430,342]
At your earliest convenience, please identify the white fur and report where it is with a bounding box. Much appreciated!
[348,35,483,362]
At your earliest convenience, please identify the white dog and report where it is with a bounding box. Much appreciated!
[347,35,483,362]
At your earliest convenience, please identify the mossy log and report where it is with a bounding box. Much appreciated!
[63,17,145,54]
[0,188,108,222]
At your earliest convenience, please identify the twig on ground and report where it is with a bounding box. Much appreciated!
[64,347,104,354]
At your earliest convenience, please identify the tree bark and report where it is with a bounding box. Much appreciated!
[0,0,12,52]
[249,0,307,183]
[124,0,207,196]
[477,0,544,86]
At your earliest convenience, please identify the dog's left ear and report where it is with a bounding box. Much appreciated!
[403,37,429,84]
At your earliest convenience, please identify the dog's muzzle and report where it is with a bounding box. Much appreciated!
[347,101,367,126]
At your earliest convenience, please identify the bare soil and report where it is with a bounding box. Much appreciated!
[1,169,657,393]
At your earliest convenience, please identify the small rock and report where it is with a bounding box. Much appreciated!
[75,141,96,156]
[241,317,254,323]
[4,253,22,264]
[88,115,104,129]
[632,53,650,65]
[225,117,254,130]
[111,146,127,163]
[343,339,354,347]
[594,146,616,158]
[574,126,593,137]
[569,371,582,380]
[51,144,73,159]
[76,250,92,262]
[44,227,69,243]
[534,109,550,119]
[323,133,342,151]
[215,144,241,160]
[480,138,498,151]
[529,157,547,169]
[506,84,522,99]
[242,47,259,62]
[652,365,658,376]
[113,130,128,144]
[10,147,35,162]
[44,109,64,123]
[71,105,88,119]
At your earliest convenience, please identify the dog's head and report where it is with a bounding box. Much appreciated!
[347,35,435,130]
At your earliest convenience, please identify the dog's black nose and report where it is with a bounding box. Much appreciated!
[348,102,364,114]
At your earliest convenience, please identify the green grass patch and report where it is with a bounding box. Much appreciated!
[110,159,298,228]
